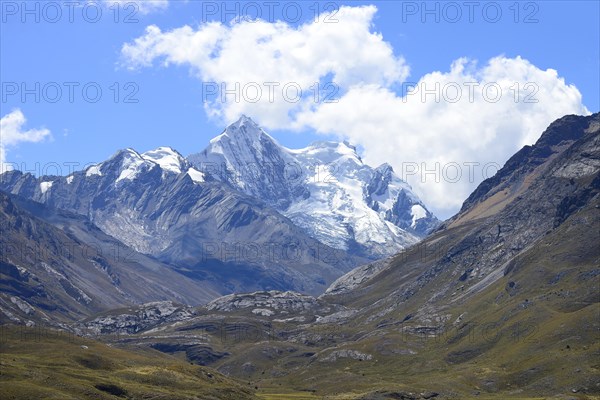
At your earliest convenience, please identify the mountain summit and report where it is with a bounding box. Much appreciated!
[189,116,439,258]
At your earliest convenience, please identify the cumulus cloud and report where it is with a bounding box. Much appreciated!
[1,109,52,172]
[121,5,409,127]
[120,5,589,218]
[295,56,589,216]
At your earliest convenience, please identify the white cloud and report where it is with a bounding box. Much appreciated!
[121,5,409,128]
[102,0,169,15]
[120,6,589,219]
[294,56,589,217]
[1,109,52,172]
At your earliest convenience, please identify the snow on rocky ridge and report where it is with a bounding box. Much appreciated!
[80,147,190,185]
[5,115,438,264]
[189,115,439,258]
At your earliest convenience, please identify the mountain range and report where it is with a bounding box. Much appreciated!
[0,116,437,317]
[0,112,598,399]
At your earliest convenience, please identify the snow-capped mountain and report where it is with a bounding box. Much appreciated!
[1,145,361,296]
[84,146,204,184]
[189,116,439,258]
[0,115,437,295]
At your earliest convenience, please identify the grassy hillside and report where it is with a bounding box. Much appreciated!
[0,325,257,399]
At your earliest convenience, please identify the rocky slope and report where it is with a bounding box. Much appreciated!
[0,191,220,326]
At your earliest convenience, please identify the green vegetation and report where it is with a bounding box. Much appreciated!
[0,325,257,399]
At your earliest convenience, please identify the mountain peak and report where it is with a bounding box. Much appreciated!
[535,112,598,149]
[142,147,187,174]
[455,112,598,222]
[106,148,154,183]
[342,140,357,152]
[375,163,394,174]
[102,148,143,168]
[208,115,274,147]
[112,148,142,159]
[101,146,188,182]
[225,115,262,136]
[233,114,257,128]
[188,119,438,257]
[297,140,363,165]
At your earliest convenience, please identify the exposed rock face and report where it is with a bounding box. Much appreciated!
[78,301,194,335]
[320,349,373,362]
[206,291,319,313]
[323,258,393,297]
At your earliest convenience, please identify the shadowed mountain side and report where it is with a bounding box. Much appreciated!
[0,191,220,325]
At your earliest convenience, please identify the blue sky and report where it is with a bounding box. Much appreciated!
[1,0,598,217]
